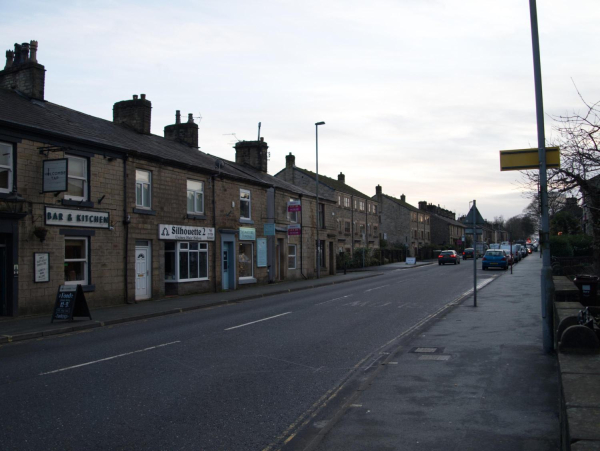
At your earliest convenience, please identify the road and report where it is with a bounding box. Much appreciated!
[0,260,507,451]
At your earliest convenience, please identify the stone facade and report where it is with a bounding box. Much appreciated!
[275,153,380,256]
[418,201,465,249]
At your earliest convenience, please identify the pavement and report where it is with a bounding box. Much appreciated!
[0,260,429,343]
[0,256,561,450]
[307,253,560,451]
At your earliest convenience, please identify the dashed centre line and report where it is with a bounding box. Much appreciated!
[364,285,389,292]
[316,294,354,306]
[225,312,292,331]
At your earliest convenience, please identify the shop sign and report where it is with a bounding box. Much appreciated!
[42,159,68,193]
[159,224,215,241]
[287,200,301,212]
[288,224,301,236]
[264,223,275,236]
[239,227,256,241]
[45,207,110,228]
[34,252,50,283]
[257,238,267,267]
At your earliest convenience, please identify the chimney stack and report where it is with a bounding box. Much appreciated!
[0,40,45,100]
[400,194,406,202]
[285,152,295,169]
[376,185,382,196]
[418,201,427,210]
[113,94,152,134]
[338,172,345,184]
[235,140,269,173]
[164,110,198,148]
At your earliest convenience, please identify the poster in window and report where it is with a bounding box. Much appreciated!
[34,252,50,283]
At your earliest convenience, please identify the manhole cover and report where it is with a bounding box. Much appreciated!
[418,355,450,361]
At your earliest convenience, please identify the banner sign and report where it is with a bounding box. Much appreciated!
[239,227,256,241]
[159,224,215,241]
[42,159,68,193]
[287,200,301,212]
[288,224,302,236]
[45,207,110,229]
[257,238,267,267]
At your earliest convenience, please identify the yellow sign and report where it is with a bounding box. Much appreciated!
[499,147,560,171]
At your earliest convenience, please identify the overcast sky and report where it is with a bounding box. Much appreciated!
[4,0,599,221]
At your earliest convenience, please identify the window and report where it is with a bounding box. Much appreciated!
[65,237,88,285]
[288,197,298,223]
[354,200,357,209]
[373,205,377,214]
[65,155,88,201]
[360,224,365,236]
[359,201,365,211]
[338,219,342,232]
[240,189,251,220]
[238,242,254,279]
[187,180,204,214]
[318,203,325,229]
[344,197,350,208]
[374,226,378,236]
[411,212,417,222]
[0,142,13,193]
[136,169,151,208]
[179,242,208,281]
[318,240,326,268]
[338,195,341,205]
[345,221,351,233]
[288,244,297,269]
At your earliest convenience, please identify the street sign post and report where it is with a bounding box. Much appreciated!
[499,146,560,171]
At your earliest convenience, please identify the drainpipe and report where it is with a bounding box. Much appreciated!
[299,194,307,279]
[351,195,354,255]
[212,174,217,293]
[122,156,132,304]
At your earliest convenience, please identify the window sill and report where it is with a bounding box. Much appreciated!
[62,199,95,208]
[133,208,156,216]
[166,278,209,283]
[240,218,254,225]
[187,213,207,220]
[238,277,257,285]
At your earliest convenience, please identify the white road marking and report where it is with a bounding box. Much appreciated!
[225,312,292,331]
[316,294,353,306]
[364,285,389,292]
[39,341,180,376]
[377,302,392,307]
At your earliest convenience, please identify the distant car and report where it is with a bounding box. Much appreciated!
[482,249,509,270]
[489,243,500,249]
[439,250,461,265]
[462,248,475,260]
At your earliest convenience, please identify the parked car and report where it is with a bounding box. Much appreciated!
[438,250,461,265]
[462,248,475,260]
[482,249,509,270]
[526,244,533,254]
[489,243,500,249]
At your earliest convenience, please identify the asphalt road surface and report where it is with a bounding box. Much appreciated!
[0,260,505,451]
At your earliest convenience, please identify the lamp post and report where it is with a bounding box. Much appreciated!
[315,121,325,279]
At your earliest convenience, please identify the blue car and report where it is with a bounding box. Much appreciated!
[482,250,509,270]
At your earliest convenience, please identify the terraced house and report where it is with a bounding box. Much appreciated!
[418,201,466,250]
[275,153,380,256]
[0,40,324,317]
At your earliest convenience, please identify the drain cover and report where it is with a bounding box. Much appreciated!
[418,355,450,361]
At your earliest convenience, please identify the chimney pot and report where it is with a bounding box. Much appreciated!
[141,94,146,100]
[376,185,382,195]
[4,50,14,69]
[21,42,29,63]
[29,40,38,63]
[133,94,138,100]
[13,43,22,65]
[0,40,45,99]
[401,194,406,202]
[113,94,152,134]
[164,108,198,148]
[188,113,194,123]
[175,110,181,124]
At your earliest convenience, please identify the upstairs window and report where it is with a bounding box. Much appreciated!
[187,180,204,214]
[240,189,251,220]
[345,221,351,233]
[65,154,88,201]
[136,170,151,208]
[288,198,298,223]
[344,197,350,208]
[0,142,13,193]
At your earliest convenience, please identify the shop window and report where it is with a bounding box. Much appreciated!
[136,169,151,208]
[165,242,176,281]
[288,244,297,269]
[238,242,254,279]
[240,189,251,221]
[178,242,208,281]
[187,180,204,214]
[65,237,88,285]
[0,141,13,193]
[65,154,88,201]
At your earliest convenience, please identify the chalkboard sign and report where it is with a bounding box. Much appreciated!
[51,284,92,323]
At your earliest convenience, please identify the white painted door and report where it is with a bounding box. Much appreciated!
[135,247,150,300]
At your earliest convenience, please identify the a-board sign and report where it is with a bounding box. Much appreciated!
[406,257,416,265]
[51,284,92,323]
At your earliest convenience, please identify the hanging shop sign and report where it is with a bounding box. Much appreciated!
[239,227,256,241]
[287,200,302,212]
[264,223,276,236]
[257,238,267,267]
[42,159,68,193]
[288,224,302,236]
[159,224,215,241]
[45,207,110,228]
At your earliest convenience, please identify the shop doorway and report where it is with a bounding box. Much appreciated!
[221,236,235,291]
[0,243,6,316]
[135,241,151,301]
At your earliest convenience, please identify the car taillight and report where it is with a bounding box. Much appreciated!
[438,255,443,258]
[462,252,465,255]
[451,255,455,258]
[502,257,506,261]
[482,257,486,261]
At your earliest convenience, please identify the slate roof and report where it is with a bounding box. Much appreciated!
[430,213,465,228]
[377,193,422,214]
[0,89,313,197]
[277,166,373,200]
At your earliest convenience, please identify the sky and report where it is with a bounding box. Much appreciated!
[3,0,600,221]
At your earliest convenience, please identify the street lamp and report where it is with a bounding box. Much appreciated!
[315,121,325,279]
